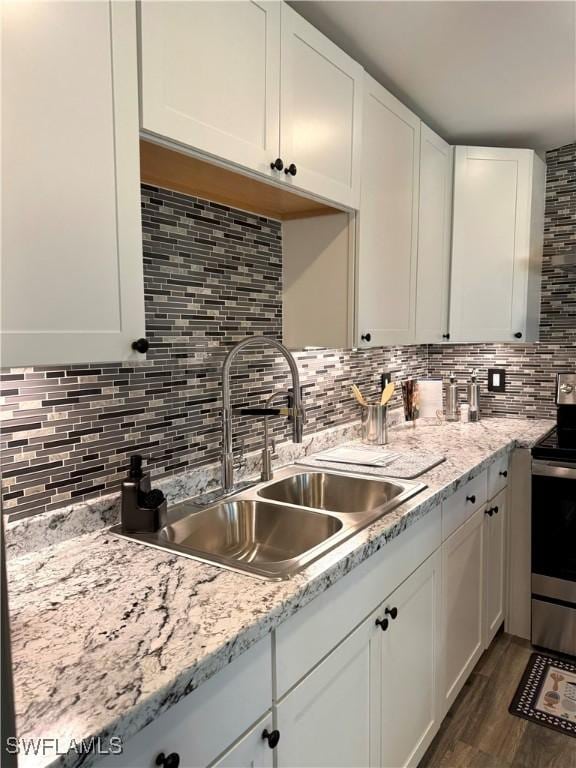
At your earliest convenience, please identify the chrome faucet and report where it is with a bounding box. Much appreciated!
[221,336,305,491]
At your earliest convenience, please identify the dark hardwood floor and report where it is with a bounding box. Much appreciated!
[419,633,576,768]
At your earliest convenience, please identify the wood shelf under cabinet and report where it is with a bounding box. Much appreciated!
[139,139,340,221]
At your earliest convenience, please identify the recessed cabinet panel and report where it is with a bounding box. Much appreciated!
[484,489,507,646]
[416,125,453,343]
[280,4,362,208]
[276,614,374,768]
[449,147,545,342]
[1,0,145,366]
[442,507,484,713]
[379,552,441,768]
[140,1,281,177]
[356,76,420,347]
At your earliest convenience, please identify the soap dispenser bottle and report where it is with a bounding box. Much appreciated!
[121,455,166,533]
[446,373,459,422]
[468,369,481,422]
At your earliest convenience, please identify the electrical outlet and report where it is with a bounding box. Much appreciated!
[488,368,506,392]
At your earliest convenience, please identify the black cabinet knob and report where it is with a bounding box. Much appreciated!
[514,332,523,339]
[375,617,389,631]
[262,729,280,749]
[499,470,508,478]
[485,507,494,517]
[132,338,149,354]
[385,606,398,620]
[270,158,284,171]
[155,753,180,768]
[284,163,297,176]
[442,333,450,340]
[493,505,499,514]
[466,494,476,504]
[361,333,372,342]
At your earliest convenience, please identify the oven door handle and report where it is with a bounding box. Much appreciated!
[532,460,576,479]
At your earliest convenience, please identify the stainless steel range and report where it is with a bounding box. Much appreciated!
[531,372,576,656]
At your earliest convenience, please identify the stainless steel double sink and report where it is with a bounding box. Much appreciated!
[113,466,426,580]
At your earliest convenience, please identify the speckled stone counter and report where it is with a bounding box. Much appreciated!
[6,417,552,768]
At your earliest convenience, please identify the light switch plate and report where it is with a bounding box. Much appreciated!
[488,368,506,392]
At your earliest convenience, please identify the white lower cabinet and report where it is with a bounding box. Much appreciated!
[211,715,274,768]
[483,488,507,647]
[276,551,442,768]
[276,613,375,768]
[100,637,272,768]
[378,551,441,768]
[441,507,485,714]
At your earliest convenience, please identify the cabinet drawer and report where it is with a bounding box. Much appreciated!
[102,636,272,768]
[442,470,487,541]
[488,454,509,499]
[275,504,441,698]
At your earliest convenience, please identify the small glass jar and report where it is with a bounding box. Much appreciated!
[460,403,470,423]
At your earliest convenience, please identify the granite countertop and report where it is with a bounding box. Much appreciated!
[6,417,553,768]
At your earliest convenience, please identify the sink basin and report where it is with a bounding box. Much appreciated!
[258,472,404,514]
[158,499,343,578]
[112,466,426,580]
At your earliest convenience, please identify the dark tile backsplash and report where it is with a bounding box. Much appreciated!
[0,186,427,519]
[1,144,574,520]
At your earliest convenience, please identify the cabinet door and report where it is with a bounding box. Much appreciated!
[416,125,453,344]
[378,551,441,768]
[484,489,507,647]
[1,0,145,366]
[280,4,363,208]
[140,1,281,178]
[449,146,534,342]
[356,75,420,347]
[211,715,274,768]
[276,612,377,768]
[441,507,485,714]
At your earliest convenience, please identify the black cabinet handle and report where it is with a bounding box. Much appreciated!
[499,470,508,478]
[514,332,523,339]
[485,507,494,517]
[385,607,398,620]
[375,617,389,631]
[361,333,372,342]
[155,753,180,768]
[284,163,297,176]
[493,505,499,514]
[132,338,149,354]
[442,333,450,340]
[262,729,280,749]
[466,494,476,504]
[270,158,284,171]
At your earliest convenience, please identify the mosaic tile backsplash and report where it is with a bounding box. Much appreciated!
[1,144,574,520]
[428,143,575,418]
[0,186,427,520]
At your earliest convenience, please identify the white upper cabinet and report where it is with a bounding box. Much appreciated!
[356,76,420,347]
[139,1,362,209]
[416,125,453,344]
[139,1,281,179]
[279,4,363,208]
[1,1,145,367]
[449,147,546,343]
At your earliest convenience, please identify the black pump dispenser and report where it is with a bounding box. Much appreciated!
[120,454,166,533]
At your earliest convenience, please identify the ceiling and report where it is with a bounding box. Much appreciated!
[289,1,576,152]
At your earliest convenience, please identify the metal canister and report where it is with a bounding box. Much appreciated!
[468,370,481,422]
[446,374,459,421]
